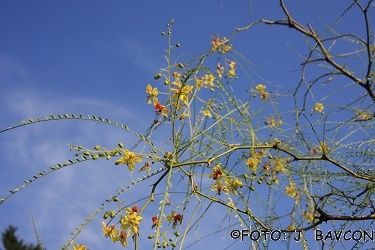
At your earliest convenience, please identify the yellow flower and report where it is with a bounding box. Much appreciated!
[204,74,215,87]
[216,63,224,78]
[285,182,296,197]
[359,112,371,120]
[260,91,268,102]
[226,178,243,195]
[195,76,204,90]
[121,212,143,234]
[210,179,227,195]
[115,149,142,171]
[173,71,181,81]
[171,85,194,105]
[273,157,286,173]
[246,157,260,171]
[305,212,314,223]
[101,222,119,243]
[165,211,183,229]
[73,244,89,250]
[119,230,128,247]
[152,98,169,118]
[314,102,324,113]
[319,142,329,154]
[256,84,266,93]
[227,68,236,77]
[229,61,236,69]
[146,84,159,104]
[202,109,212,118]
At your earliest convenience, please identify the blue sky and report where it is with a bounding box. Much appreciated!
[0,1,374,249]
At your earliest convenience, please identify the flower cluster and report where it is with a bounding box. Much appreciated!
[209,166,243,195]
[314,102,324,113]
[245,150,266,172]
[285,182,298,198]
[303,211,314,223]
[101,205,143,248]
[265,117,282,128]
[227,61,236,78]
[210,34,232,53]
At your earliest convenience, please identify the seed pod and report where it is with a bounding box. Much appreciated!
[177,63,184,68]
[154,73,162,80]
[113,197,119,202]
[110,211,116,218]
[148,234,155,239]
[174,232,180,237]
[249,186,255,191]
[106,155,111,160]
[161,32,166,35]
[94,145,101,150]
[118,143,123,148]
[175,43,180,47]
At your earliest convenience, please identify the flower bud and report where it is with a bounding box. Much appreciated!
[177,63,184,68]
[103,212,110,219]
[148,234,155,239]
[174,232,180,237]
[154,73,162,80]
[113,197,119,202]
[175,43,180,47]
[118,143,123,148]
[161,32,166,35]
[106,155,111,160]
[94,145,100,150]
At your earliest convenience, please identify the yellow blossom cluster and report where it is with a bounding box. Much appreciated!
[101,205,143,248]
[209,166,243,195]
[227,61,236,78]
[303,211,314,223]
[210,35,232,53]
[245,150,265,172]
[266,117,282,128]
[216,63,224,78]
[285,182,298,198]
[357,111,372,120]
[146,84,169,118]
[314,102,324,113]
